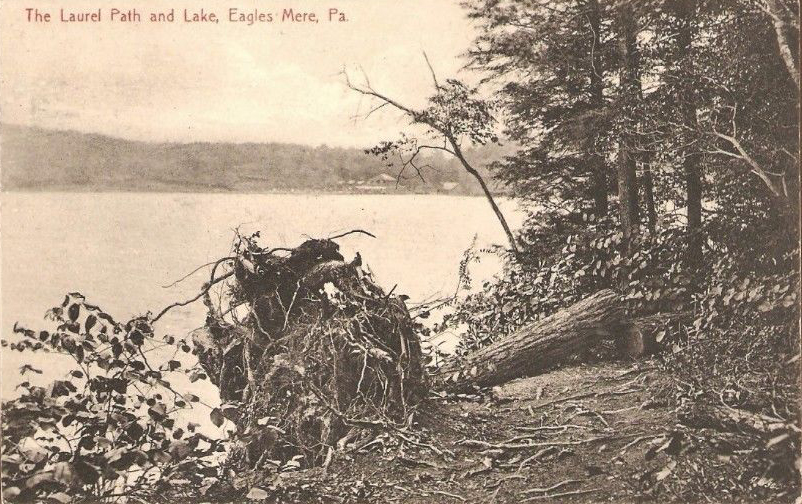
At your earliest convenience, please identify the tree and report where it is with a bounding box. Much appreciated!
[588,0,611,218]
[668,0,704,262]
[615,4,642,253]
[693,0,800,237]
[343,62,521,256]
[465,0,618,219]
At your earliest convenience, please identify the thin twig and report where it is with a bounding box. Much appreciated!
[459,432,651,451]
[620,434,665,452]
[161,257,235,288]
[517,447,558,472]
[522,479,585,495]
[422,50,440,91]
[521,488,601,502]
[516,424,592,433]
[430,490,466,502]
[327,229,377,240]
[151,271,235,323]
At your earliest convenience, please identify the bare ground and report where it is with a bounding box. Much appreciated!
[226,359,797,503]
[227,361,668,502]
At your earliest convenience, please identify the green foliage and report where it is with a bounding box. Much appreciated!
[441,212,700,354]
[1,294,226,503]
[364,79,502,185]
[441,203,799,496]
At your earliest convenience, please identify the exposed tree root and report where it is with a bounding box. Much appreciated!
[176,231,427,473]
[520,487,600,502]
[521,479,585,495]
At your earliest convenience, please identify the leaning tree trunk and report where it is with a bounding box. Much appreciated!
[439,289,625,390]
[450,138,520,258]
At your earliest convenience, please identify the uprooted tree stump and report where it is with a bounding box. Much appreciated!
[183,232,427,470]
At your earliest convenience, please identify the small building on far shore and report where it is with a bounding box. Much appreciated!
[442,181,459,192]
[354,173,398,192]
[369,173,396,185]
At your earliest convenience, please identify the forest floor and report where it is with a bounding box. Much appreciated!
[229,360,723,503]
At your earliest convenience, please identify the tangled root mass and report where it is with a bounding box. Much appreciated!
[191,233,428,470]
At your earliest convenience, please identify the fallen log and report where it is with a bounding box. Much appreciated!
[439,289,626,389]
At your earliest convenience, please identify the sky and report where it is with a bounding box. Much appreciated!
[0,0,477,148]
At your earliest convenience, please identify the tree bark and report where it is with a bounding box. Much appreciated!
[765,0,800,88]
[617,6,641,253]
[587,0,608,218]
[642,158,658,234]
[672,0,703,265]
[439,290,625,389]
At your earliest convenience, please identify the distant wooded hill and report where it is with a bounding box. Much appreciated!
[0,124,512,195]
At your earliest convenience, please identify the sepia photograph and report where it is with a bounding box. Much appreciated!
[1,0,800,502]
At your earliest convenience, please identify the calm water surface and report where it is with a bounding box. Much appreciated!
[1,192,522,404]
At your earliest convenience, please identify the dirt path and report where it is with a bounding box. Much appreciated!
[241,360,687,503]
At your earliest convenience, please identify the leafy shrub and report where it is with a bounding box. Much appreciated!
[439,212,697,357]
[1,294,227,503]
[655,245,800,499]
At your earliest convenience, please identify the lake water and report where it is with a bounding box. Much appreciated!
[1,192,522,403]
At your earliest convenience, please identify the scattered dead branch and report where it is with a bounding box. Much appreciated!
[327,229,377,240]
[457,432,648,451]
[515,424,593,433]
[521,479,585,495]
[430,490,467,502]
[152,270,235,322]
[521,487,601,502]
[516,447,559,471]
[619,434,666,453]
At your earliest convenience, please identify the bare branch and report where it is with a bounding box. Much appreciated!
[327,229,377,240]
[422,51,440,91]
[710,129,782,196]
[151,270,235,323]
[342,68,420,118]
[364,101,390,119]
[161,257,236,289]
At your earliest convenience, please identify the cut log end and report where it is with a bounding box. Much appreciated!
[618,324,651,358]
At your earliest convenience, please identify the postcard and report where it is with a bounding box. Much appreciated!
[1,1,799,502]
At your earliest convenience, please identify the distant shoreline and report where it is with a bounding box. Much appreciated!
[1,124,513,198]
[0,187,508,197]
